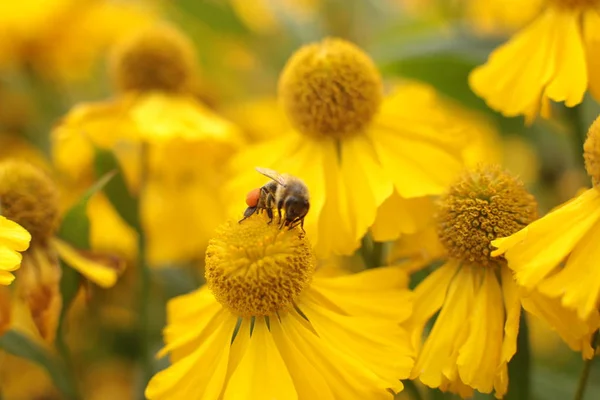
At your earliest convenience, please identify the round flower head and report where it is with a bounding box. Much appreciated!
[469,0,600,122]
[146,212,414,399]
[408,165,595,398]
[227,40,466,257]
[0,160,123,342]
[494,115,600,333]
[109,23,197,93]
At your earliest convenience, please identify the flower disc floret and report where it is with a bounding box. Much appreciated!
[0,161,59,245]
[584,115,600,186]
[205,213,315,317]
[110,24,197,93]
[437,165,537,267]
[278,37,383,139]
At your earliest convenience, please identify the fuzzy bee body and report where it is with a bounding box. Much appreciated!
[241,167,310,231]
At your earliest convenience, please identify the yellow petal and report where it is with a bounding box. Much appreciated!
[0,270,15,285]
[457,269,504,395]
[520,289,599,359]
[145,312,237,400]
[223,318,297,400]
[538,215,600,320]
[308,266,411,322]
[371,194,435,242]
[52,238,119,288]
[492,188,600,289]
[387,223,447,273]
[584,10,600,103]
[0,246,22,272]
[0,216,31,251]
[340,134,394,242]
[469,8,576,119]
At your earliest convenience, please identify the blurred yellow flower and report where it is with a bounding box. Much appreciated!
[407,165,597,398]
[0,216,30,285]
[0,353,60,399]
[0,0,156,81]
[52,24,243,266]
[146,213,414,399]
[0,160,122,343]
[469,0,600,122]
[227,39,465,257]
[462,0,544,34]
[493,115,600,325]
[230,0,318,34]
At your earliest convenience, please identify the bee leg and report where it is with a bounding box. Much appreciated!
[266,207,274,224]
[264,191,276,224]
[277,201,283,226]
[239,206,257,223]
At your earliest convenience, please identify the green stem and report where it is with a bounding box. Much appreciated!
[360,234,386,269]
[565,105,587,167]
[573,330,599,400]
[402,380,424,400]
[137,142,152,399]
[506,311,530,400]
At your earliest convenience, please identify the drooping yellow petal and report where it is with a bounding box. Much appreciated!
[0,216,31,251]
[520,289,599,359]
[145,311,237,400]
[584,10,600,103]
[52,238,119,288]
[0,247,22,272]
[456,269,504,395]
[495,267,522,397]
[387,223,447,273]
[493,188,600,289]
[469,7,587,121]
[371,194,435,242]
[0,270,15,285]
[340,134,394,243]
[223,318,297,400]
[538,216,600,320]
[308,266,411,321]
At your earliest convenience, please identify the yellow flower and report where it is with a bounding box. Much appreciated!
[0,160,122,342]
[493,115,600,329]
[407,165,596,398]
[461,0,544,34]
[0,0,156,81]
[145,212,414,399]
[469,0,600,122]
[230,0,318,34]
[52,24,243,265]
[0,216,30,285]
[227,39,465,257]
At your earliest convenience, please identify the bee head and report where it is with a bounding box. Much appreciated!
[284,196,310,222]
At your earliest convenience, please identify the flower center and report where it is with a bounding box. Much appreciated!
[436,165,537,267]
[205,213,315,317]
[584,115,600,186]
[278,37,383,140]
[551,0,600,8]
[0,161,59,245]
[109,24,197,94]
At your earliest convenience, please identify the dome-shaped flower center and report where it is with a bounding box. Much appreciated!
[0,161,59,245]
[110,24,197,93]
[551,0,600,8]
[584,115,600,186]
[205,213,315,317]
[278,37,383,140]
[436,165,537,267]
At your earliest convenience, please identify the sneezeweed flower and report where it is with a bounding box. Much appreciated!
[461,0,544,34]
[493,115,600,328]
[408,165,597,398]
[0,160,122,342]
[227,38,465,257]
[0,0,156,81]
[52,23,242,266]
[146,212,414,399]
[0,215,30,285]
[469,0,600,122]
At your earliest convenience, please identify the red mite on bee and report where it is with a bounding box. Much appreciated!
[240,167,310,231]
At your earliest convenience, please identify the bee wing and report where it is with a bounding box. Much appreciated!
[256,167,287,187]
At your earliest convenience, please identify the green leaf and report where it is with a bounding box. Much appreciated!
[94,148,141,231]
[171,0,249,35]
[506,311,531,400]
[0,330,79,399]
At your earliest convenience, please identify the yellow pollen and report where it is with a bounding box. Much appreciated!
[278,37,383,140]
[205,213,315,317]
[0,161,59,245]
[551,0,600,8]
[109,24,198,93]
[436,165,537,267]
[584,115,600,186]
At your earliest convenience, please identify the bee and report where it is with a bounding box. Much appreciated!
[240,167,310,231]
